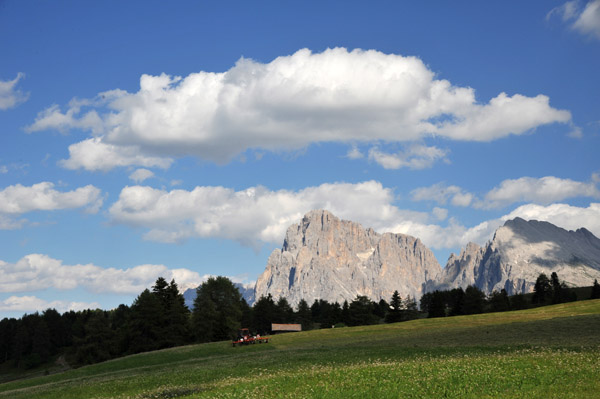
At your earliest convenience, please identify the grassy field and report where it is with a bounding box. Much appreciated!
[1,300,599,398]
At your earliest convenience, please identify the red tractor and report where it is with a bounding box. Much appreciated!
[232,328,270,347]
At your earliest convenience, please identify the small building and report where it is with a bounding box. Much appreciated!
[271,323,302,333]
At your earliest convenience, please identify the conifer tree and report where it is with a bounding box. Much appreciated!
[591,279,600,299]
[385,291,402,323]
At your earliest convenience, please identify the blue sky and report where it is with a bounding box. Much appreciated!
[1,0,599,318]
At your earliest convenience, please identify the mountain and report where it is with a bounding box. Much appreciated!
[183,282,255,310]
[254,209,442,307]
[428,217,600,295]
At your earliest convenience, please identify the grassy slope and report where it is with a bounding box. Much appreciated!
[1,300,599,399]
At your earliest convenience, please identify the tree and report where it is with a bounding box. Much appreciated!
[374,299,389,319]
[447,288,465,316]
[252,294,277,334]
[488,289,510,312]
[128,289,163,353]
[341,300,351,326]
[510,293,528,310]
[192,276,243,341]
[532,273,552,304]
[385,291,402,323]
[402,296,419,321]
[275,297,294,323]
[75,310,115,365]
[591,279,600,299]
[348,296,378,326]
[551,272,564,304]
[426,291,446,318]
[296,299,313,330]
[463,285,486,314]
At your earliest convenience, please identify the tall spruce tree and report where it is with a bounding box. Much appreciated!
[532,273,552,304]
[192,276,243,341]
[385,291,402,323]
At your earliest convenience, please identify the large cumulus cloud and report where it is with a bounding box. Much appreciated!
[27,48,571,171]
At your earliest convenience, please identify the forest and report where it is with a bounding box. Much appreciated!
[1,273,599,371]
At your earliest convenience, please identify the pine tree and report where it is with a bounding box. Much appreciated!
[427,291,446,318]
[192,276,243,341]
[532,273,552,304]
[252,294,276,334]
[463,285,486,314]
[128,289,163,353]
[385,291,402,323]
[551,272,564,304]
[488,289,510,312]
[591,279,600,299]
[348,296,378,326]
[296,299,313,330]
[402,296,419,321]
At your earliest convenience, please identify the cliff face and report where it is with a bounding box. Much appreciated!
[430,217,600,295]
[254,209,441,306]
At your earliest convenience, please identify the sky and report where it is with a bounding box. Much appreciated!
[0,0,599,318]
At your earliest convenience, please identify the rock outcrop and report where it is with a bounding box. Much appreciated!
[429,217,600,295]
[254,209,442,306]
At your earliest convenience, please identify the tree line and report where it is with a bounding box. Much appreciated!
[2,272,598,371]
[0,276,418,370]
[421,272,597,318]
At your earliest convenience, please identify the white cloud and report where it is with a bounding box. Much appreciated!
[548,1,600,40]
[368,144,449,170]
[0,215,26,230]
[384,203,600,251]
[129,168,155,183]
[106,178,600,255]
[432,207,448,221]
[346,146,364,160]
[0,73,28,110]
[27,48,570,171]
[0,182,103,215]
[0,295,101,313]
[504,202,600,235]
[0,254,205,295]
[411,176,598,210]
[479,176,599,209]
[573,0,600,39]
[0,166,7,174]
[59,138,173,172]
[109,181,429,246]
[410,183,473,207]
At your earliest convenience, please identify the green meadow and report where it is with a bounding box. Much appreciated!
[1,300,599,399]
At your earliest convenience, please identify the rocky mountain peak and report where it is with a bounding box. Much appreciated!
[254,209,441,307]
[432,217,600,295]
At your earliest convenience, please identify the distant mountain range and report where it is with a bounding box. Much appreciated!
[184,210,600,308]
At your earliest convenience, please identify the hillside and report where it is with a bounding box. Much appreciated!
[1,300,599,399]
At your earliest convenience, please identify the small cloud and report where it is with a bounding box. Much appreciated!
[0,165,7,174]
[432,207,448,221]
[410,183,473,207]
[170,179,183,186]
[548,0,600,40]
[568,124,583,138]
[0,73,29,110]
[346,146,364,160]
[477,175,600,209]
[0,182,103,218]
[129,168,155,183]
[368,145,449,170]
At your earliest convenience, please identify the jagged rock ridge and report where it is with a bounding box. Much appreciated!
[254,209,442,307]
[429,217,600,295]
